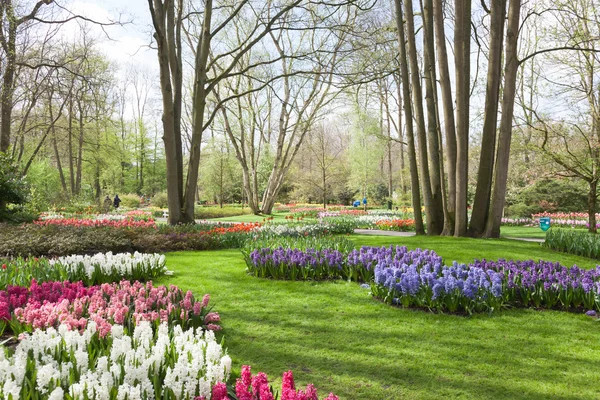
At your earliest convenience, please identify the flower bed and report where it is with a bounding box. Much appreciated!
[235,365,338,400]
[34,217,157,229]
[0,321,231,399]
[0,222,261,257]
[375,219,415,231]
[0,280,219,336]
[247,243,600,314]
[372,259,504,313]
[544,228,600,259]
[0,252,167,289]
[245,245,440,283]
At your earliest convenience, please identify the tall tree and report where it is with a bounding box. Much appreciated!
[393,0,424,234]
[484,0,522,238]
[453,0,472,236]
[469,0,508,237]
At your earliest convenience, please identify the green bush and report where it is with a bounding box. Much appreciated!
[151,192,168,208]
[544,228,600,259]
[0,223,254,257]
[194,206,251,219]
[0,153,30,222]
[503,202,541,218]
[506,179,587,217]
[119,193,141,208]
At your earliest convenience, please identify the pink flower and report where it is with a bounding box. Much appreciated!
[252,371,269,396]
[281,370,296,400]
[202,294,210,308]
[323,394,339,400]
[241,365,252,387]
[211,382,229,400]
[193,302,202,316]
[204,312,220,323]
[259,384,275,400]
[207,324,221,331]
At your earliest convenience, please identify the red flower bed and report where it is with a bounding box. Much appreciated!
[34,217,156,229]
[375,219,415,232]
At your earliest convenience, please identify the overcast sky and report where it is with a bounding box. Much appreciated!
[70,0,157,70]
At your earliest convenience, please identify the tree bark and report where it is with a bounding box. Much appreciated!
[421,0,445,234]
[404,0,439,235]
[453,0,472,237]
[588,180,597,233]
[484,0,522,238]
[469,0,507,237]
[394,0,425,234]
[433,0,457,234]
[0,18,16,153]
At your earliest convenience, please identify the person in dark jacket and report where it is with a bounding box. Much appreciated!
[113,195,121,209]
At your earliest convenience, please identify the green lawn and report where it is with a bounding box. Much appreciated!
[207,213,290,223]
[500,226,547,239]
[156,235,600,399]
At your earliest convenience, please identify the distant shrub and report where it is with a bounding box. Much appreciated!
[151,191,168,208]
[194,206,251,219]
[119,193,141,208]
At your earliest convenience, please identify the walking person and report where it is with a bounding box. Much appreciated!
[113,194,121,209]
[103,195,112,212]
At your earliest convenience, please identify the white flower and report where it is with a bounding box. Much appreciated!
[48,386,64,400]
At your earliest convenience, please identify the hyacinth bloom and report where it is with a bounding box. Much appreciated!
[0,280,220,336]
[235,366,338,400]
[374,255,600,313]
[246,245,442,283]
[0,321,231,399]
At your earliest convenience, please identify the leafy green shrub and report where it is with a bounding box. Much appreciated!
[0,153,30,222]
[0,223,256,256]
[544,228,600,259]
[119,193,141,208]
[506,179,587,217]
[194,206,251,219]
[151,191,168,208]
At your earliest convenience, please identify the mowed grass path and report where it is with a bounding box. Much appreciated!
[156,236,600,399]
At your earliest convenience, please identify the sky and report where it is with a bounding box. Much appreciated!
[69,0,157,71]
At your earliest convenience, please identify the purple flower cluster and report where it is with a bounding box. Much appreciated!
[373,254,504,313]
[472,259,600,309]
[246,245,433,282]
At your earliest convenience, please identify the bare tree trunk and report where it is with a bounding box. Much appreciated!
[484,0,522,238]
[588,180,598,233]
[182,0,213,223]
[453,0,472,237]
[149,0,184,224]
[394,0,424,234]
[469,0,507,237]
[403,0,438,235]
[76,101,84,196]
[68,98,75,195]
[433,0,457,233]
[52,123,68,193]
[421,0,444,234]
[0,22,16,153]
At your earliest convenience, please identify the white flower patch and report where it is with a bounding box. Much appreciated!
[50,252,167,280]
[0,322,230,399]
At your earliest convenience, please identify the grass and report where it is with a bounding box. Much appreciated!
[500,226,547,239]
[207,213,289,223]
[156,235,600,399]
[349,235,598,269]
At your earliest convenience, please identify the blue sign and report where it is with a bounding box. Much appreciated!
[353,200,360,207]
[362,197,367,205]
[540,217,551,232]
